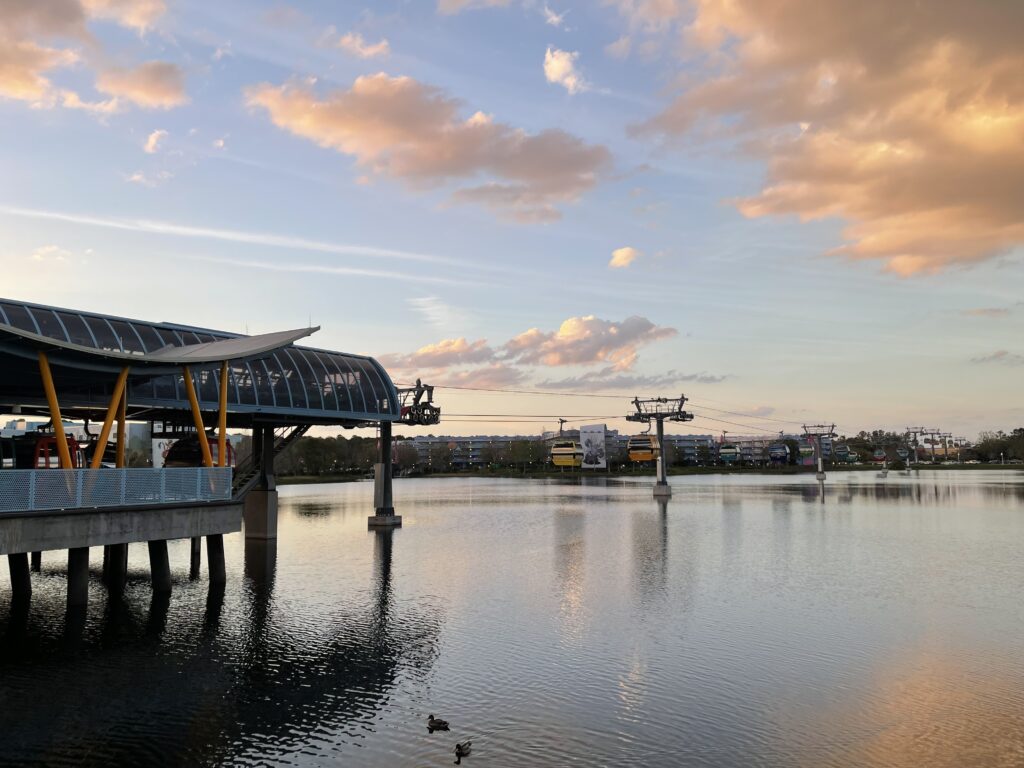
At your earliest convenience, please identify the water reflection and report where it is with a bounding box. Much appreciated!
[632,500,668,608]
[0,535,441,767]
[0,472,1021,767]
[553,507,586,643]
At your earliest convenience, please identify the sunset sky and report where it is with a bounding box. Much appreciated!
[2,0,1022,438]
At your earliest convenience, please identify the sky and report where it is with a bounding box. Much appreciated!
[1,0,1022,440]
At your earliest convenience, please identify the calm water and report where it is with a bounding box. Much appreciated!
[1,471,1023,767]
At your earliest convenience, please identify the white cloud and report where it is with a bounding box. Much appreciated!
[609,246,640,268]
[126,169,173,186]
[31,244,72,262]
[408,296,469,333]
[544,47,586,94]
[543,5,567,27]
[212,136,226,149]
[336,31,390,59]
[143,128,167,153]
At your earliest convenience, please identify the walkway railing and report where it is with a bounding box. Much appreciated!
[0,467,233,514]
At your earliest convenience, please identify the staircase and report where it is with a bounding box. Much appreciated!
[232,424,310,500]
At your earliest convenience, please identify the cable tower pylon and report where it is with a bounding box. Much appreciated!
[626,395,694,499]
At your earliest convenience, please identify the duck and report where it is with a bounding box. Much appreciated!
[454,740,472,764]
[427,714,450,731]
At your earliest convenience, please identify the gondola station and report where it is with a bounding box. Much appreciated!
[0,298,438,608]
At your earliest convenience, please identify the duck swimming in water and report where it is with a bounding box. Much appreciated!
[427,715,450,732]
[454,740,472,764]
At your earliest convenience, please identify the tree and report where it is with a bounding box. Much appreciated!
[395,443,419,472]
[429,443,454,472]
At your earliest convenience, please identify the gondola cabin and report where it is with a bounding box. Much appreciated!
[767,442,790,466]
[718,444,741,465]
[871,447,887,464]
[797,440,816,467]
[627,435,660,463]
[550,440,583,468]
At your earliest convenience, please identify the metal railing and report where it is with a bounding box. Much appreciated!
[0,467,233,514]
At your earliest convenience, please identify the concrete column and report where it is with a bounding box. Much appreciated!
[207,534,226,586]
[30,551,41,572]
[189,537,202,579]
[243,489,279,540]
[369,420,402,528]
[148,540,172,594]
[105,543,128,592]
[67,547,90,607]
[7,553,31,601]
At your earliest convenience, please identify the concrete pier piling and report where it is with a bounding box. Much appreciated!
[368,420,402,528]
[30,551,41,572]
[189,537,202,580]
[207,534,226,586]
[8,553,32,601]
[148,540,172,594]
[105,543,128,592]
[244,490,279,540]
[67,547,90,607]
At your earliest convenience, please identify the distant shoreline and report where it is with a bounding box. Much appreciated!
[276,463,1017,486]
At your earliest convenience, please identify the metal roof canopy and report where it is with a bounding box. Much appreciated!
[0,298,400,427]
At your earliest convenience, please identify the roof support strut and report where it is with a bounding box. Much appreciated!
[38,351,72,469]
[90,366,130,469]
[182,364,214,468]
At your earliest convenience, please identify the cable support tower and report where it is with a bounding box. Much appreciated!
[802,423,836,481]
[626,395,694,499]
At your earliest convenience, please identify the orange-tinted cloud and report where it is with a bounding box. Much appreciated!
[609,246,640,268]
[244,74,611,222]
[504,315,676,370]
[379,337,496,370]
[381,315,680,388]
[96,61,186,109]
[634,0,1024,275]
[0,0,175,110]
[81,0,165,32]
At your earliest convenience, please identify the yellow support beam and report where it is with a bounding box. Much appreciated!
[90,367,130,470]
[116,385,127,468]
[218,360,228,467]
[182,365,214,468]
[38,351,73,469]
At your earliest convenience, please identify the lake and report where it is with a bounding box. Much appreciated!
[1,471,1023,767]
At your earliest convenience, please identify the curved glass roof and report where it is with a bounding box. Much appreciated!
[0,298,399,425]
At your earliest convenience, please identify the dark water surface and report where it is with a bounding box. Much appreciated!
[2,471,1023,767]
